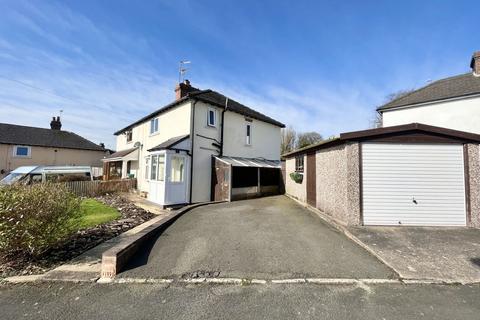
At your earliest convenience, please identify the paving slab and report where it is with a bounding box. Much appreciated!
[348,226,480,282]
[119,196,395,279]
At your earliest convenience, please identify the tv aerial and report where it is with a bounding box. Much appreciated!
[179,60,191,82]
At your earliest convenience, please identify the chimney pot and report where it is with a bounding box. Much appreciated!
[470,51,480,75]
[50,116,62,130]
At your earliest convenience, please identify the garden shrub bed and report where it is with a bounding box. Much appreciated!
[0,194,155,278]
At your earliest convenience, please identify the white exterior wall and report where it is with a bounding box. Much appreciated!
[115,101,192,192]
[114,98,282,203]
[382,95,480,134]
[191,101,223,203]
[222,111,281,161]
[284,156,306,202]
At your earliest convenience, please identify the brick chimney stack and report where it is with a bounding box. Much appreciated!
[470,51,480,75]
[175,79,193,100]
[50,116,62,130]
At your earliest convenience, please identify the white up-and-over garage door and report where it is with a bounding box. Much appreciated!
[362,143,466,226]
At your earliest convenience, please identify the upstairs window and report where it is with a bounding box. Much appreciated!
[14,145,31,158]
[295,155,304,172]
[245,123,252,145]
[207,108,216,127]
[126,130,132,143]
[150,118,159,135]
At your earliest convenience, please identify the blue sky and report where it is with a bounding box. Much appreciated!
[0,0,477,148]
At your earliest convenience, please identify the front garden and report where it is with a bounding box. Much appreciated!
[0,183,154,278]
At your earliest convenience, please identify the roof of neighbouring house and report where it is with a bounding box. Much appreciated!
[377,73,480,111]
[148,134,190,152]
[114,89,285,135]
[282,123,480,158]
[0,123,105,151]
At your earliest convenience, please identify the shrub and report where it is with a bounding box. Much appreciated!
[289,172,303,184]
[0,183,81,257]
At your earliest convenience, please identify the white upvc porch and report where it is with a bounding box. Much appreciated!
[146,149,190,207]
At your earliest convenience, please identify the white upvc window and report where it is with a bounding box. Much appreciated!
[13,145,31,158]
[149,154,165,181]
[207,108,216,127]
[144,156,150,180]
[126,130,133,143]
[170,156,184,182]
[245,123,252,145]
[150,118,159,135]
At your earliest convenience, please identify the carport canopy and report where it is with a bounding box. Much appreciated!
[214,156,281,168]
[212,156,282,201]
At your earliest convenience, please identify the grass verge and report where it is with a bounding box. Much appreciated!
[73,198,121,230]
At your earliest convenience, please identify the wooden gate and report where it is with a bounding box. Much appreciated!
[306,152,316,207]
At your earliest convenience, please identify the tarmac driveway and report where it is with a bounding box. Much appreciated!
[119,196,395,280]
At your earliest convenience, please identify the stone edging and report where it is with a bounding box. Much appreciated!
[100,201,224,280]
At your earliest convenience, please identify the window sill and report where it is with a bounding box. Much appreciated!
[13,155,31,159]
[149,132,160,137]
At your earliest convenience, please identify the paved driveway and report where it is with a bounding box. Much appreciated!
[120,196,395,279]
[349,226,480,282]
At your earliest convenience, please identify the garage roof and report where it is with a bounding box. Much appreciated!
[215,156,281,168]
[282,123,480,158]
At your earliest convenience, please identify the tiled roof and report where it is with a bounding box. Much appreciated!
[148,134,190,151]
[114,88,285,135]
[378,73,480,111]
[0,123,105,151]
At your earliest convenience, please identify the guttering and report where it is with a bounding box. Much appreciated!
[189,100,198,204]
[219,97,228,156]
[377,92,480,113]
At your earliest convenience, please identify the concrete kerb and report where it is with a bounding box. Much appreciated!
[285,195,402,280]
[99,201,225,280]
[94,277,480,286]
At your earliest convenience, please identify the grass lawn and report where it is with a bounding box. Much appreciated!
[73,198,121,230]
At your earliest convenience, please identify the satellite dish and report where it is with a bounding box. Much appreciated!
[134,141,142,148]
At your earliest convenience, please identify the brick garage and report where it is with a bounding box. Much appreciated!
[284,123,480,228]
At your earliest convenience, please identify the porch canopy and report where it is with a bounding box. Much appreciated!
[102,147,139,180]
[212,156,282,201]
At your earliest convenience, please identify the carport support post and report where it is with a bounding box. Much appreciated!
[257,167,261,196]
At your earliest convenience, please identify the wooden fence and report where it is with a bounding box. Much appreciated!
[61,179,137,197]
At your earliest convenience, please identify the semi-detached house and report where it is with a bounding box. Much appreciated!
[103,80,285,207]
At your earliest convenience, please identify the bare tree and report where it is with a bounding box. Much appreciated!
[371,89,415,128]
[281,126,297,154]
[297,131,323,149]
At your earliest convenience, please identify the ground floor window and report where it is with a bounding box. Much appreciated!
[144,157,150,180]
[295,155,304,172]
[150,154,165,181]
[170,156,184,182]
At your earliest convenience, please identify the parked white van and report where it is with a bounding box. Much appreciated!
[0,166,93,185]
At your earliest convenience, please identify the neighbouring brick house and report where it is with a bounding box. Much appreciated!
[0,117,109,178]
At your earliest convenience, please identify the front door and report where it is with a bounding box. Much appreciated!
[165,154,189,205]
[306,153,316,207]
[148,153,166,205]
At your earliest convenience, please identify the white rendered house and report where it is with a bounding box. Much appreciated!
[378,51,480,134]
[103,80,284,207]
